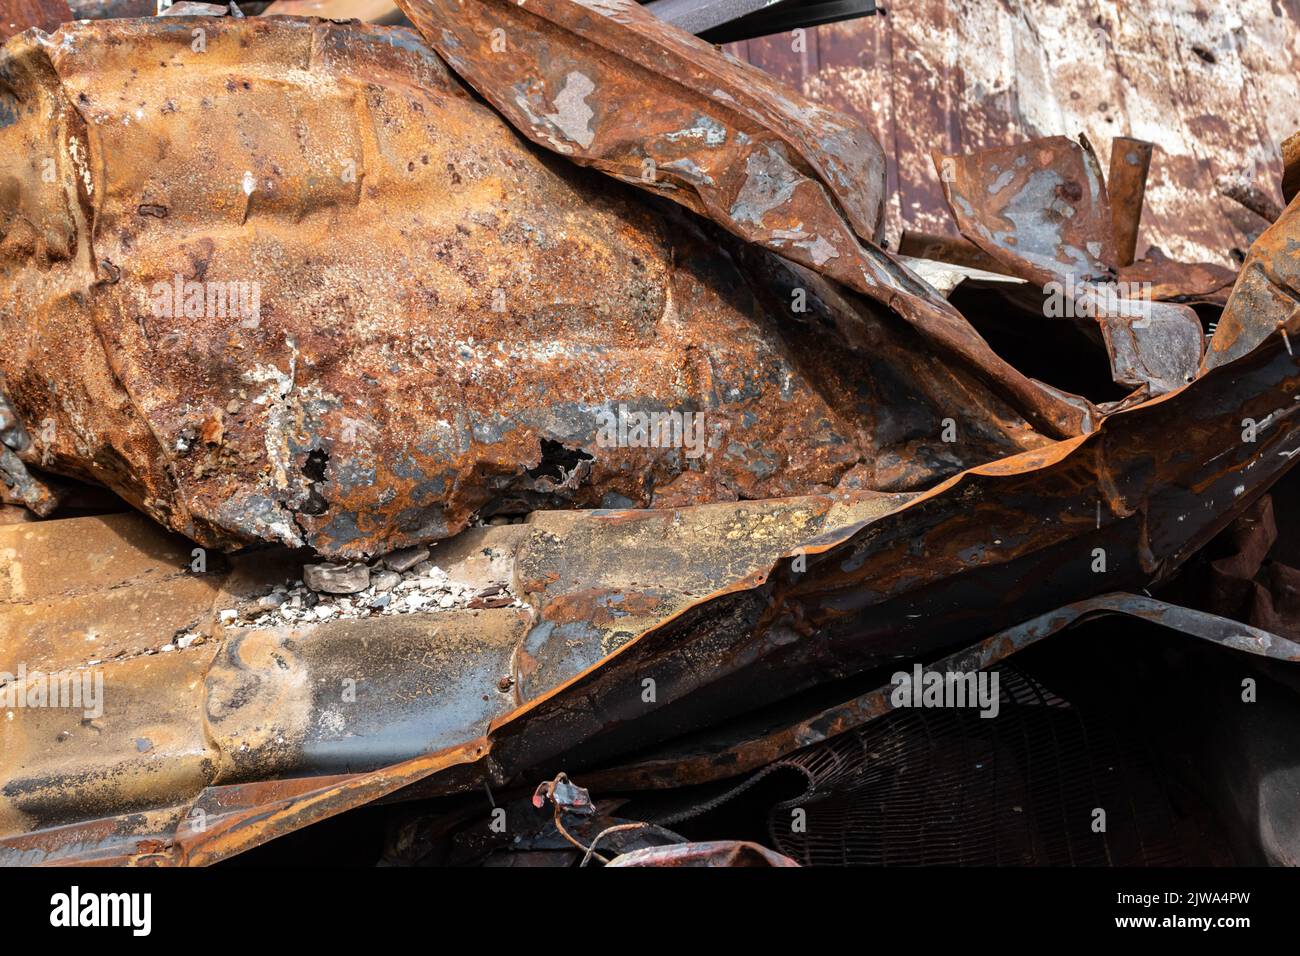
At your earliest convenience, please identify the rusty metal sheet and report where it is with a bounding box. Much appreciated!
[1204,190,1300,371]
[0,490,914,862]
[395,0,1098,438]
[7,274,1300,862]
[0,0,69,42]
[399,0,894,244]
[729,2,1296,270]
[934,135,1206,395]
[935,135,1116,286]
[2,9,1300,869]
[0,16,1069,561]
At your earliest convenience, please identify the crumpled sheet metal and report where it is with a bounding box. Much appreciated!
[6,287,1300,863]
[4,14,1300,866]
[0,492,908,861]
[396,0,1097,438]
[1204,188,1300,372]
[0,16,1056,560]
[933,135,1207,396]
[934,136,1115,286]
[399,0,890,246]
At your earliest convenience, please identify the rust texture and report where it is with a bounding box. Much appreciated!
[0,0,70,42]
[395,0,1097,438]
[1107,136,1153,267]
[0,16,1067,560]
[1,6,1300,867]
[6,266,1300,862]
[727,2,1297,269]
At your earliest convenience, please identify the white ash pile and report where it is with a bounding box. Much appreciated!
[218,545,527,629]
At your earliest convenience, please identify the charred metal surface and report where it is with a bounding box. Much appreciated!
[0,17,1062,560]
[6,294,1300,862]
[1107,137,1153,268]
[1,9,1299,869]
[395,0,1098,438]
[471,316,1300,793]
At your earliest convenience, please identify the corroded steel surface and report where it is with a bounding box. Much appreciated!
[396,0,1098,438]
[933,135,1208,395]
[6,289,1300,862]
[729,1,1296,269]
[1204,191,1300,371]
[0,16,1060,559]
[1,9,1299,867]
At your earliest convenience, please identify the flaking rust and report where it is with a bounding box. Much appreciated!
[0,16,1060,559]
[2,4,1300,866]
[395,0,1099,438]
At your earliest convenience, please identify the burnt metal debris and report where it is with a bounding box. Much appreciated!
[1,2,1300,868]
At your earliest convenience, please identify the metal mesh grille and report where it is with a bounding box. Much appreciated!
[765,664,1227,866]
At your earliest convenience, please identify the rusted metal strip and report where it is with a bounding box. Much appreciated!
[1107,137,1153,267]
[582,593,1300,792]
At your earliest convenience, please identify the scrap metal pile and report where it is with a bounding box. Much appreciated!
[1,0,1299,866]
